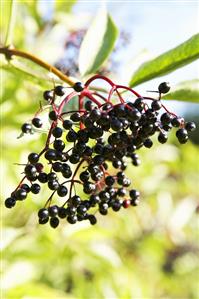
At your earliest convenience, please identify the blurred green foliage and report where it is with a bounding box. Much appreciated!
[1,1,199,299]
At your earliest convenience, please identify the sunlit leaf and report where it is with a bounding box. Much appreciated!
[55,0,77,12]
[163,79,199,103]
[6,282,72,299]
[1,62,60,90]
[24,1,44,28]
[1,228,23,251]
[129,34,199,87]
[0,0,15,45]
[79,7,119,76]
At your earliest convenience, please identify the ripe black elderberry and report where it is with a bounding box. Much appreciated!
[5,197,16,208]
[43,90,53,101]
[158,82,170,94]
[28,153,39,164]
[32,118,42,128]
[49,111,58,121]
[73,82,84,92]
[54,85,65,96]
[21,123,32,134]
[5,77,196,227]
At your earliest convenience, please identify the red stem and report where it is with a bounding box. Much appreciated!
[85,74,115,88]
[116,85,141,98]
[81,90,102,107]
[58,91,77,115]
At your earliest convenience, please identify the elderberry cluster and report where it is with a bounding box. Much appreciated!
[4,78,196,228]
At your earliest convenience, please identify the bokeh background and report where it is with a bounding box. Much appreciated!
[1,1,199,298]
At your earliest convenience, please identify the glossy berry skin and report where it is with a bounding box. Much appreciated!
[47,172,57,181]
[71,195,81,207]
[53,139,65,151]
[44,149,56,161]
[73,82,84,92]
[48,205,59,217]
[32,118,42,128]
[129,189,140,200]
[58,207,68,218]
[38,172,48,183]
[144,138,153,148]
[160,113,172,125]
[31,184,41,194]
[57,185,68,197]
[151,100,162,111]
[176,128,188,138]
[15,188,27,200]
[158,82,170,94]
[158,132,168,144]
[67,215,78,224]
[38,208,49,219]
[43,90,53,101]
[87,214,97,225]
[39,217,49,224]
[48,180,59,190]
[54,86,65,96]
[20,184,30,193]
[5,197,16,208]
[49,111,58,121]
[185,122,196,132]
[50,217,59,228]
[25,164,37,176]
[52,127,63,138]
[171,117,182,127]
[63,120,73,130]
[21,123,32,134]
[28,153,39,164]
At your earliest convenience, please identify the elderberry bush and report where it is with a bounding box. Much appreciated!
[4,75,196,228]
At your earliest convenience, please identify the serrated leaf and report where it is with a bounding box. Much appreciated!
[79,8,118,76]
[129,34,199,87]
[163,79,199,103]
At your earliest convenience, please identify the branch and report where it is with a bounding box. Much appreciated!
[0,46,76,86]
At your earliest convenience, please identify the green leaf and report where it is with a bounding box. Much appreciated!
[79,7,119,76]
[0,59,61,90]
[55,0,77,12]
[162,79,199,103]
[129,34,199,87]
[24,1,44,28]
[0,0,16,46]
[6,282,71,299]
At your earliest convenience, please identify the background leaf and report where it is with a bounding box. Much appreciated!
[129,34,199,87]
[163,80,199,103]
[55,0,77,13]
[0,0,15,45]
[78,7,119,76]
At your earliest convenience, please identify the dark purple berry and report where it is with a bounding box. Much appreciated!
[54,85,65,96]
[73,82,84,92]
[50,217,59,228]
[30,183,41,194]
[158,82,170,94]
[32,118,42,128]
[5,197,16,208]
[21,123,32,134]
